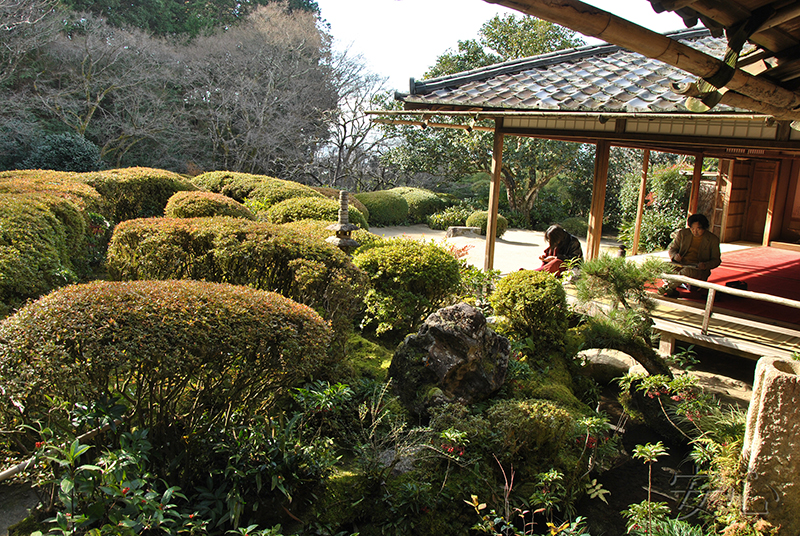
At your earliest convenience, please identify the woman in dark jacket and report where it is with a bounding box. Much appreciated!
[535,224,583,275]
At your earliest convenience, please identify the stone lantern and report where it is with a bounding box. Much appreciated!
[326,190,360,254]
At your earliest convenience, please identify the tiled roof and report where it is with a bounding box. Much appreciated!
[402,29,743,114]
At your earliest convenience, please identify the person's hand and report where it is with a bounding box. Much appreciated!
[697,262,707,270]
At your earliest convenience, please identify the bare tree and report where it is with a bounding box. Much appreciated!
[31,13,180,165]
[179,4,337,176]
[309,49,400,191]
[0,0,60,83]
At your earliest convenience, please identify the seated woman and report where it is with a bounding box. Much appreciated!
[535,224,583,276]
[663,213,721,297]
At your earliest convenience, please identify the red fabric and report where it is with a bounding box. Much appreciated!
[665,247,800,325]
[535,258,565,275]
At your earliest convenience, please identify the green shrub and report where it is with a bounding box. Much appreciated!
[311,186,370,223]
[427,204,474,230]
[0,195,80,317]
[0,279,331,435]
[486,398,574,466]
[264,196,368,230]
[0,170,102,212]
[164,190,255,220]
[619,210,684,253]
[560,216,588,238]
[192,171,323,210]
[354,190,408,226]
[21,132,104,172]
[81,167,196,223]
[280,219,379,249]
[465,210,508,238]
[388,187,446,224]
[106,217,367,357]
[489,270,568,356]
[352,238,461,336]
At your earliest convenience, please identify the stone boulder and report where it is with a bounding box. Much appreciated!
[389,302,510,417]
[577,348,635,385]
[743,357,800,533]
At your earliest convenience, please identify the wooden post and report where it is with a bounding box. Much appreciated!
[763,166,780,246]
[632,149,650,256]
[485,118,504,271]
[689,155,703,215]
[586,140,610,260]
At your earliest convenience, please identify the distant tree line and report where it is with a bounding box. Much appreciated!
[0,0,391,183]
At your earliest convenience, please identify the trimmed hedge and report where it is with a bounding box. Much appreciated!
[0,279,331,433]
[354,190,408,226]
[466,210,508,238]
[311,187,370,223]
[388,187,447,224]
[0,195,81,317]
[281,219,381,249]
[164,190,255,220]
[0,170,102,212]
[352,238,461,336]
[81,167,196,223]
[486,398,574,468]
[427,205,474,230]
[192,171,322,208]
[106,217,367,354]
[264,197,368,230]
[489,270,568,356]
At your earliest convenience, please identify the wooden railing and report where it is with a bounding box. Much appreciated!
[660,273,800,335]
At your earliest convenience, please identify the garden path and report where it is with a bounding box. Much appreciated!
[372,224,624,274]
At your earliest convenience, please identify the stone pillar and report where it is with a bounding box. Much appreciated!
[742,357,800,531]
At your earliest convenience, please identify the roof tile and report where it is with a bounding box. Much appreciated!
[404,30,744,114]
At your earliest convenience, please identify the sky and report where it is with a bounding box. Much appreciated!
[315,0,687,93]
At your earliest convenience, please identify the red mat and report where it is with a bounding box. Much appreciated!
[668,247,800,326]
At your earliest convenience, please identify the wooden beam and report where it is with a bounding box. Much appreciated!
[587,140,610,260]
[632,149,650,256]
[689,155,703,214]
[485,119,504,271]
[482,0,800,118]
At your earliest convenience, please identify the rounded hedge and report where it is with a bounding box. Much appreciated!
[388,187,446,224]
[0,195,80,317]
[264,197,368,230]
[191,171,322,209]
[427,205,474,230]
[489,270,568,356]
[466,211,508,238]
[164,190,255,220]
[80,167,196,223]
[354,190,408,226]
[106,217,368,355]
[486,398,574,466]
[311,187,370,223]
[352,238,461,336]
[0,279,331,433]
[0,170,102,212]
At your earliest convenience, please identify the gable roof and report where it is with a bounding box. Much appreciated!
[400,29,742,115]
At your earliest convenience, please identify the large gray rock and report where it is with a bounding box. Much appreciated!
[577,348,635,385]
[389,303,510,417]
[743,357,800,532]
